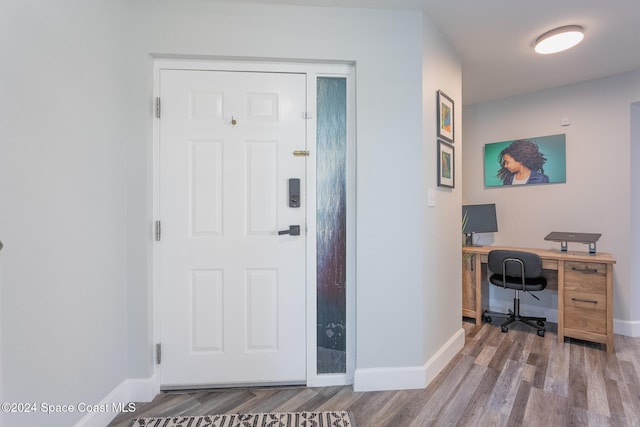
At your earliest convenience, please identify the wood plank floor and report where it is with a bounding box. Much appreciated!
[109,321,640,426]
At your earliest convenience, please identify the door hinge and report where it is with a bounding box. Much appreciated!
[156,343,162,365]
[155,220,162,241]
[155,97,161,118]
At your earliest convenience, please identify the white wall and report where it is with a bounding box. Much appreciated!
[0,1,463,425]
[421,20,464,365]
[631,100,640,326]
[463,70,640,335]
[126,1,461,388]
[0,1,131,426]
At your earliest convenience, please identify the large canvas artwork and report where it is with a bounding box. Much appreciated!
[484,134,566,187]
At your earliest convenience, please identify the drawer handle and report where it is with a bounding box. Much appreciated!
[571,297,598,304]
[571,267,599,274]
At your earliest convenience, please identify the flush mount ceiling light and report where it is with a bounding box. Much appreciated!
[534,25,584,54]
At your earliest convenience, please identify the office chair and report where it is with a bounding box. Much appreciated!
[482,250,547,337]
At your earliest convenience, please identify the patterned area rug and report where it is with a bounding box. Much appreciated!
[129,411,355,427]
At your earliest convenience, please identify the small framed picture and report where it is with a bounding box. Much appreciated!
[437,90,454,143]
[438,140,455,188]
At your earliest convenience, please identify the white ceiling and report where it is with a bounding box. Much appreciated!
[222,0,640,105]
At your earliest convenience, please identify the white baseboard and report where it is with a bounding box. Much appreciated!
[423,327,465,387]
[614,319,640,337]
[74,374,160,427]
[353,365,427,392]
[353,327,465,392]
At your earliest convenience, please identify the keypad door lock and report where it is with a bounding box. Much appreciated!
[289,178,300,208]
[278,225,300,236]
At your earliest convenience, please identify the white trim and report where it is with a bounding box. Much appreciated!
[353,366,428,392]
[423,328,465,387]
[309,373,354,388]
[151,59,164,396]
[152,58,356,390]
[73,375,159,427]
[306,67,357,388]
[353,328,465,392]
[345,68,358,385]
[151,57,355,76]
[0,261,4,427]
[614,319,640,337]
[305,70,319,386]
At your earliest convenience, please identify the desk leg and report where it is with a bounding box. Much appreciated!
[475,254,482,325]
[606,264,614,352]
[557,260,565,344]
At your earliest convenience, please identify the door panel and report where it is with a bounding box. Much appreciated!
[159,69,307,387]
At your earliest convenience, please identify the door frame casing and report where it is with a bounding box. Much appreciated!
[151,58,356,390]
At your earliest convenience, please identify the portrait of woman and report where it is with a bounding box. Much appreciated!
[484,134,566,187]
[497,139,549,185]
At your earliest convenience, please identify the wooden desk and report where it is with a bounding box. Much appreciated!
[462,245,616,352]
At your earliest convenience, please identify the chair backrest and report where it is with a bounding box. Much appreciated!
[487,250,543,278]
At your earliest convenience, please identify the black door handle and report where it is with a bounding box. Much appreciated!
[278,225,300,236]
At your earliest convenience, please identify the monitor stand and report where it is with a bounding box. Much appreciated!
[544,231,601,254]
[464,233,474,246]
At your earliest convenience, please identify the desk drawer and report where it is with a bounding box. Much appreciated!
[564,306,607,334]
[564,261,607,293]
[565,290,606,311]
[564,289,607,335]
[541,259,558,270]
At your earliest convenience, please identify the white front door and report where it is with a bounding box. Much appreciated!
[158,69,307,387]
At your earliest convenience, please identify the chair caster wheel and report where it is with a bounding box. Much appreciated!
[537,329,545,337]
[537,320,545,327]
[501,326,508,333]
[483,315,492,323]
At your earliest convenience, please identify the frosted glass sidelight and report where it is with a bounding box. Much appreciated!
[316,77,347,374]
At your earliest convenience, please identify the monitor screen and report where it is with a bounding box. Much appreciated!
[462,203,498,234]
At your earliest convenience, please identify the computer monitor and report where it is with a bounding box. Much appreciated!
[462,203,498,245]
